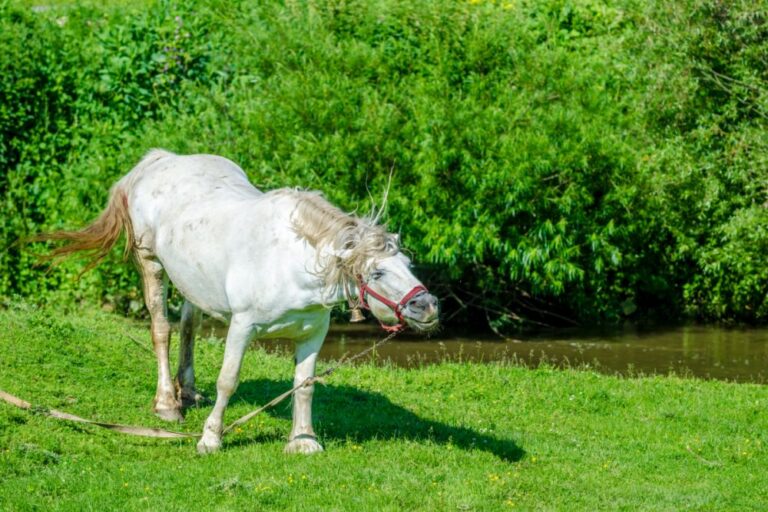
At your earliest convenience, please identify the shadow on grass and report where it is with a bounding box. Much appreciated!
[228,378,524,463]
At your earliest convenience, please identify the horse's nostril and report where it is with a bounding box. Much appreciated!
[407,292,436,313]
[407,297,423,310]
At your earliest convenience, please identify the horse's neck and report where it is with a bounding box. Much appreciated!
[308,247,352,306]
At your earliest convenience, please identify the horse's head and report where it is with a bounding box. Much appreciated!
[288,189,439,332]
[356,252,439,334]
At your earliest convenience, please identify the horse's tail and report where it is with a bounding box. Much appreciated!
[30,185,135,275]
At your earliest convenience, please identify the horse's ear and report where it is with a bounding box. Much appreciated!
[386,233,399,251]
[338,229,359,252]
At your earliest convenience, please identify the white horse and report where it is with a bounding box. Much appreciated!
[37,150,439,453]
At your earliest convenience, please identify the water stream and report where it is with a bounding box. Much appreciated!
[204,322,768,383]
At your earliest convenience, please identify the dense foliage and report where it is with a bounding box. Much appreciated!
[1,0,767,327]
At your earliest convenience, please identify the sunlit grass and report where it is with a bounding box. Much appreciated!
[1,305,767,510]
[18,0,153,9]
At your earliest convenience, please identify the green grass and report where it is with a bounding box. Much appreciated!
[1,305,766,511]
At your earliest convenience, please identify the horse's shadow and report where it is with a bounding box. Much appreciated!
[228,378,524,463]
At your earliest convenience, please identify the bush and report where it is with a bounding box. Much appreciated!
[2,0,767,327]
[0,0,213,311]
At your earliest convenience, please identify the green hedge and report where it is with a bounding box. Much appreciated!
[1,0,767,327]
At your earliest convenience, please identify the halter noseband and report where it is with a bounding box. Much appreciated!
[356,275,428,332]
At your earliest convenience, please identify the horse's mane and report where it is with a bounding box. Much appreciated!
[277,189,398,303]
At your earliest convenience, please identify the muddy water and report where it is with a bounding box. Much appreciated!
[205,323,768,383]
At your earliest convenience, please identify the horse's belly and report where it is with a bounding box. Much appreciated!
[152,216,239,318]
[161,258,231,320]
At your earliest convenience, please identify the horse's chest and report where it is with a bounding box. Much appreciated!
[256,309,328,340]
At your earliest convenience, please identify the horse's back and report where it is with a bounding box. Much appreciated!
[125,150,259,209]
[124,150,265,240]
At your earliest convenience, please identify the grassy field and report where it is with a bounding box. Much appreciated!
[0,305,766,511]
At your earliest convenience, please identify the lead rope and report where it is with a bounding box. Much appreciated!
[0,330,400,440]
[0,389,196,439]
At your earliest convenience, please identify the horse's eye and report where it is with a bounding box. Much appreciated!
[371,270,384,281]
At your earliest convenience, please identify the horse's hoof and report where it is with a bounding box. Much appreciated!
[180,389,210,408]
[284,435,323,454]
[197,435,222,455]
[154,407,184,423]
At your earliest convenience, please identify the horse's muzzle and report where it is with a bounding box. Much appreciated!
[402,292,440,332]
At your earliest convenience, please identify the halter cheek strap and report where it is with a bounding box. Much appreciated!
[356,275,428,332]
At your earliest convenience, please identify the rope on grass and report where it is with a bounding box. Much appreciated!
[0,389,196,439]
[0,330,399,440]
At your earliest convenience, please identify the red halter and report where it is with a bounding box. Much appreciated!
[356,275,428,332]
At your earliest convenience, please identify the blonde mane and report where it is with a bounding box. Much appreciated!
[279,189,399,303]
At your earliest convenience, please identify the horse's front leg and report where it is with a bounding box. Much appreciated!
[285,327,327,454]
[198,314,253,454]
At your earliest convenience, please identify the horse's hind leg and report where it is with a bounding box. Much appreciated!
[175,300,206,407]
[137,252,183,422]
